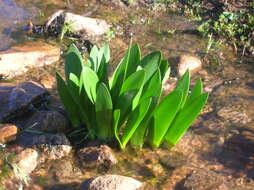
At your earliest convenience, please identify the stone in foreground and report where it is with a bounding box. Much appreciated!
[78,145,117,169]
[81,174,143,190]
[0,124,18,143]
[12,148,39,174]
[0,42,60,77]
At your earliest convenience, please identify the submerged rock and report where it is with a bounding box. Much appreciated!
[12,148,39,175]
[81,174,143,190]
[0,124,18,143]
[17,132,71,161]
[184,169,229,190]
[0,42,60,77]
[0,81,49,122]
[177,54,202,76]
[78,145,117,169]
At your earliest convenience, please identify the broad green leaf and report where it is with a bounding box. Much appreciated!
[101,44,110,63]
[175,70,190,108]
[89,45,99,71]
[160,59,171,85]
[120,98,152,149]
[68,73,81,101]
[109,45,131,100]
[113,109,122,148]
[95,83,113,140]
[117,70,145,123]
[140,51,161,84]
[56,72,81,128]
[126,44,141,78]
[97,55,109,86]
[185,78,203,106]
[148,90,183,147]
[120,70,145,94]
[130,97,158,148]
[116,90,139,125]
[81,66,99,104]
[165,93,209,146]
[65,44,83,81]
[140,70,162,102]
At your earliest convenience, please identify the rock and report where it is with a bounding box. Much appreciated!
[17,132,71,161]
[36,143,72,161]
[78,145,117,169]
[46,11,110,36]
[81,175,143,190]
[217,105,251,124]
[0,81,49,122]
[24,110,69,133]
[49,157,82,182]
[177,54,202,76]
[40,75,55,89]
[0,124,18,143]
[0,42,60,77]
[17,132,70,147]
[12,148,39,174]
[184,169,229,190]
[64,12,110,36]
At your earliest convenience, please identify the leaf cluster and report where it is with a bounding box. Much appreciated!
[56,42,208,149]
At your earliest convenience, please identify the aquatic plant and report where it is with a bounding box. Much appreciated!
[56,42,208,149]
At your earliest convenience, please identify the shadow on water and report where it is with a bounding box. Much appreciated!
[215,126,254,179]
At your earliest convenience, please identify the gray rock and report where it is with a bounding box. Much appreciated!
[78,145,117,169]
[0,81,49,122]
[36,143,72,161]
[17,133,71,161]
[12,148,39,175]
[81,175,143,190]
[46,11,110,36]
[25,110,69,133]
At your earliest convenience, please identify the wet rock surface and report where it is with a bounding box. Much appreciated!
[81,174,143,190]
[12,148,39,174]
[16,132,72,161]
[0,81,49,122]
[0,42,60,77]
[183,169,230,190]
[78,145,117,169]
[23,110,69,133]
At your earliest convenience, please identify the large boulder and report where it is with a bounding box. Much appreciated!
[0,42,60,77]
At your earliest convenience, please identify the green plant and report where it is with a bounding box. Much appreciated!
[56,42,208,149]
[59,21,75,41]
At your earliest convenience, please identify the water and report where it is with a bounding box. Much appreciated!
[1,1,254,189]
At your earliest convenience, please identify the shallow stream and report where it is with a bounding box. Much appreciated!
[1,0,254,189]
